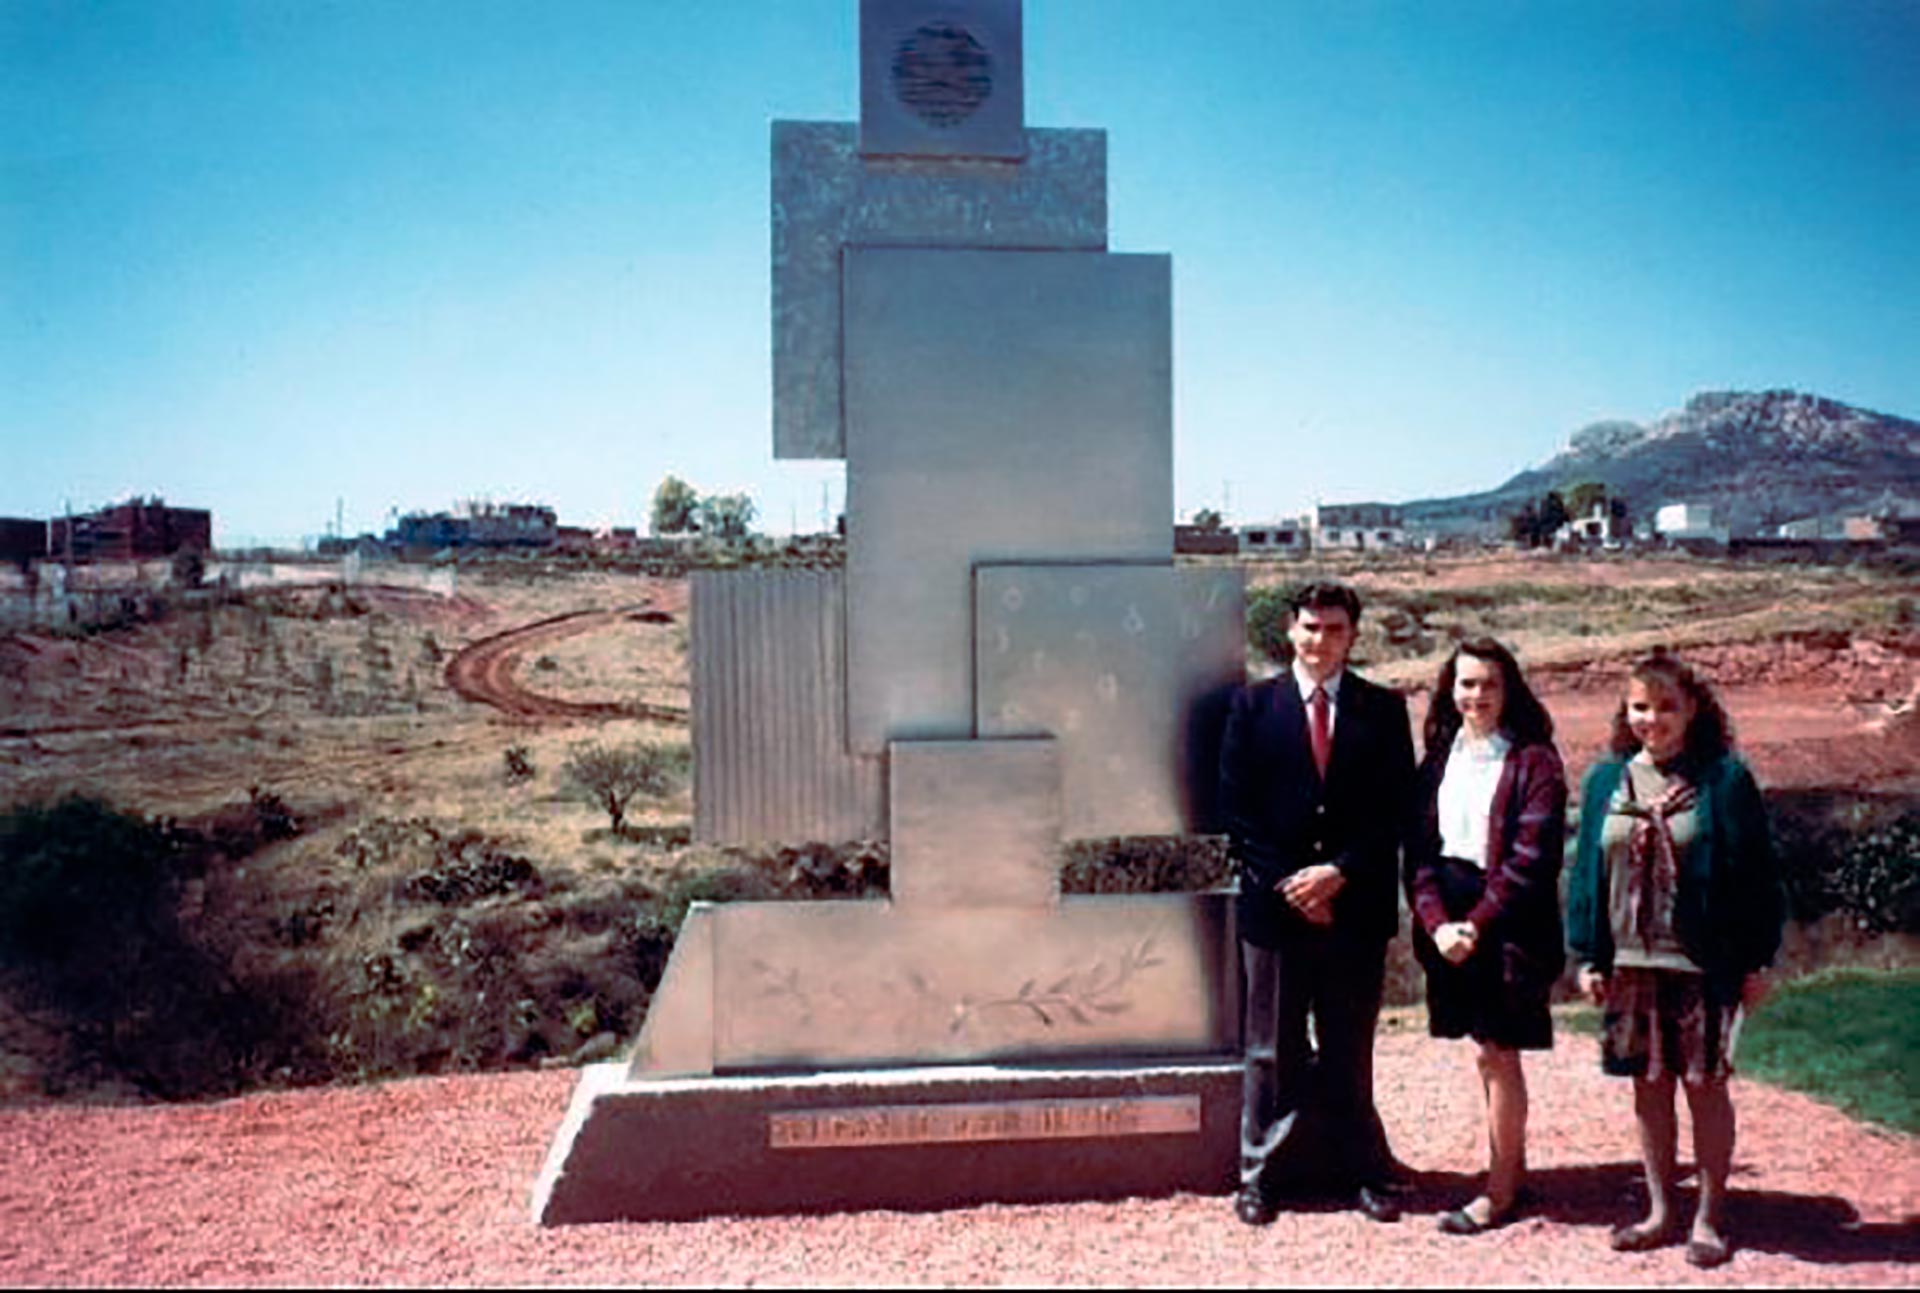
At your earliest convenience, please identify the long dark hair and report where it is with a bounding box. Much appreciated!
[1608,650,1733,766]
[1424,636,1554,759]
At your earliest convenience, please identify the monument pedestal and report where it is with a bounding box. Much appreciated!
[533,1057,1240,1224]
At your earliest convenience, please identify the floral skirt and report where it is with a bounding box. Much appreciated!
[1600,966,1739,1082]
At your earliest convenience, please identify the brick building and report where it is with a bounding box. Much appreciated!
[1173,524,1239,555]
[47,498,212,561]
[0,517,47,566]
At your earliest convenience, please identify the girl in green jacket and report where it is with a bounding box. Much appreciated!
[1567,652,1784,1270]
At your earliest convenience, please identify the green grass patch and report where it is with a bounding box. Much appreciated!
[1739,968,1920,1134]
[1553,1001,1603,1036]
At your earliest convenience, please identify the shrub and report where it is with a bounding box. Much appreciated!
[1245,585,1293,665]
[1829,816,1920,934]
[399,832,542,906]
[561,740,688,834]
[1771,791,1920,934]
[503,745,535,783]
[637,859,785,940]
[0,796,304,1097]
[1061,836,1231,894]
[0,796,184,972]
[628,844,890,954]
[246,785,300,842]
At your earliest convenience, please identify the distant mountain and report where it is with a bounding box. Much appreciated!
[1402,390,1920,536]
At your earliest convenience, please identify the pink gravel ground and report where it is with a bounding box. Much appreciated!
[2,1027,1914,1287]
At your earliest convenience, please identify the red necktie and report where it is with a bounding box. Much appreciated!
[1309,685,1332,779]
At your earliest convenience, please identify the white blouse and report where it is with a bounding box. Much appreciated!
[1436,728,1511,868]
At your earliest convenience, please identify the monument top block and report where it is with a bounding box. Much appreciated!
[860,0,1025,160]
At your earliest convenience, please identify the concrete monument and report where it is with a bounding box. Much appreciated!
[534,0,1246,1224]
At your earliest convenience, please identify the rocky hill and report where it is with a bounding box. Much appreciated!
[1402,390,1920,536]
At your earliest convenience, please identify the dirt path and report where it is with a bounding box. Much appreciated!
[2,1032,1911,1286]
[443,593,689,725]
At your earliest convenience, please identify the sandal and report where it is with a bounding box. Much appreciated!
[1609,1221,1679,1252]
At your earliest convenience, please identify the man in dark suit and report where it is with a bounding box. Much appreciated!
[1220,580,1415,1225]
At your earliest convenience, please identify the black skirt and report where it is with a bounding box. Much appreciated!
[1413,857,1555,1050]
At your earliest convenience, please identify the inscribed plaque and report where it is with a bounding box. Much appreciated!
[768,1095,1200,1148]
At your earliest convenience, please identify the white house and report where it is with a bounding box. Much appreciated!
[1311,503,1407,551]
[1551,499,1635,548]
[1237,518,1311,555]
[1656,502,1728,545]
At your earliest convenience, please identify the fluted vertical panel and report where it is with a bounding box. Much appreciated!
[692,569,885,844]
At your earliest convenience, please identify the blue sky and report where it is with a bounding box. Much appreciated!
[4,0,1917,546]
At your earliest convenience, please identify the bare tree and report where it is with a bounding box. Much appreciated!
[561,740,684,834]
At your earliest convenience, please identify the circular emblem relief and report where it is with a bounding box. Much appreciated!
[890,22,993,128]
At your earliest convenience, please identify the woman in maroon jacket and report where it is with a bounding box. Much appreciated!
[1405,637,1568,1235]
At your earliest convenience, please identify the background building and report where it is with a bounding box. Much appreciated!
[47,498,212,561]
[1311,502,1406,551]
[1237,518,1310,555]
[1556,500,1631,546]
[0,517,47,566]
[1172,524,1239,555]
[388,502,558,549]
[1656,501,1729,546]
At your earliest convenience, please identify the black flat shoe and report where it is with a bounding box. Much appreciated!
[1355,1184,1401,1224]
[1234,1184,1277,1227]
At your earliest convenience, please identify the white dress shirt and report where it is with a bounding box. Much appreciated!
[1291,660,1343,738]
[1436,727,1511,868]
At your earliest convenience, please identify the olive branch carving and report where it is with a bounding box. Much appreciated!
[750,958,813,1024]
[949,935,1164,1035]
[750,937,1170,1039]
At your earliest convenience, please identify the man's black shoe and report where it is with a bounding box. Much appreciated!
[1234,1184,1278,1226]
[1355,1184,1402,1223]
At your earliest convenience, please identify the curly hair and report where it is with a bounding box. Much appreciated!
[1608,650,1733,766]
[1423,636,1555,758]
